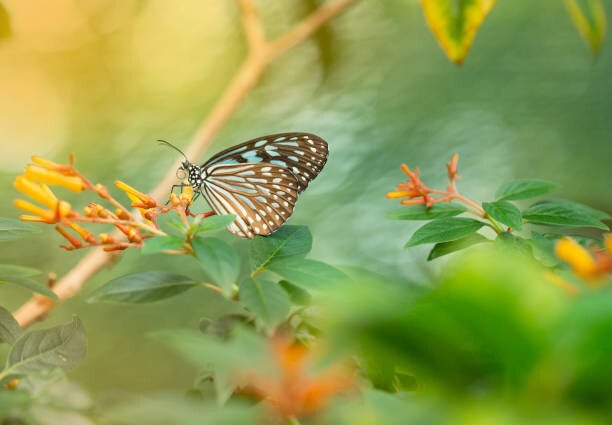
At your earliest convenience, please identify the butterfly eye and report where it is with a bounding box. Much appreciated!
[176,168,187,180]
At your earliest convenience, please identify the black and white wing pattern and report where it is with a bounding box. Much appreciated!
[201,162,300,238]
[201,132,328,193]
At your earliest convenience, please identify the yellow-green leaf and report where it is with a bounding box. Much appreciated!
[421,0,496,64]
[565,0,607,55]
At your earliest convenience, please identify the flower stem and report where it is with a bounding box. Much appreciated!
[288,416,302,425]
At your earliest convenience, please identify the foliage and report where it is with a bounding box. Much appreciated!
[387,154,611,291]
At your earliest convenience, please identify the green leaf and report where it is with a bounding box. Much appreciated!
[88,271,198,303]
[279,280,312,306]
[104,395,258,425]
[192,214,235,235]
[151,328,270,404]
[522,200,609,230]
[422,0,496,65]
[0,264,40,278]
[387,203,466,221]
[267,259,348,291]
[248,225,312,271]
[483,200,523,230]
[0,306,21,345]
[495,179,557,201]
[405,218,485,247]
[238,279,290,331]
[141,236,185,255]
[192,237,239,296]
[496,232,533,256]
[0,264,59,301]
[427,233,489,261]
[0,218,41,242]
[565,0,607,56]
[1,317,86,380]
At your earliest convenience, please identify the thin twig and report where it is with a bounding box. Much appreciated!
[13,0,358,328]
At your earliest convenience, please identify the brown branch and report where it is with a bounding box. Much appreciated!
[13,0,358,328]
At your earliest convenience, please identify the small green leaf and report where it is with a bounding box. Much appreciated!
[239,279,290,331]
[0,277,59,301]
[565,0,607,56]
[0,218,41,242]
[88,271,197,303]
[279,280,312,306]
[0,264,40,278]
[529,232,563,267]
[141,236,185,255]
[483,201,523,230]
[249,225,312,271]
[2,317,86,380]
[387,203,466,221]
[267,259,348,291]
[427,233,489,261]
[192,237,239,296]
[405,218,485,247]
[496,233,533,256]
[522,200,609,230]
[192,215,235,235]
[0,264,57,299]
[0,306,21,345]
[495,179,557,201]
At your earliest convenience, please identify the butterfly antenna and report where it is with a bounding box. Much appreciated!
[158,139,189,162]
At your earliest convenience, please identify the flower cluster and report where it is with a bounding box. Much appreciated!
[13,155,200,252]
[555,235,612,285]
[244,337,354,420]
[386,153,485,216]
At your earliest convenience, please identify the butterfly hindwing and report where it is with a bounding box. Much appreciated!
[201,162,300,238]
[202,132,328,193]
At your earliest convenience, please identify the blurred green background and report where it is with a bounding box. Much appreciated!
[0,0,610,399]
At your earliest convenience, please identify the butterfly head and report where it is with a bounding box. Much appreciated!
[158,139,204,190]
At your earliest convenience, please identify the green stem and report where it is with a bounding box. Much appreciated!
[485,214,504,234]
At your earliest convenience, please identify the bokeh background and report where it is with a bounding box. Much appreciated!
[0,0,610,400]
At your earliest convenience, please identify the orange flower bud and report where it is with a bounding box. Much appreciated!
[447,153,459,180]
[401,199,426,205]
[99,233,114,244]
[115,181,156,208]
[127,228,142,243]
[605,234,612,255]
[65,221,96,243]
[169,193,181,206]
[115,208,130,220]
[55,226,82,248]
[386,191,414,199]
[13,176,58,209]
[555,237,597,280]
[24,165,85,192]
[5,379,19,390]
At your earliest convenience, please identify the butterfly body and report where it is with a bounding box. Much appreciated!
[165,133,328,239]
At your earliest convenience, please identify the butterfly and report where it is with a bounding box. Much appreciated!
[160,132,328,239]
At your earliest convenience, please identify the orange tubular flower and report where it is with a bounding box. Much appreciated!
[247,338,354,419]
[24,165,85,192]
[13,177,58,209]
[555,236,612,284]
[115,180,157,209]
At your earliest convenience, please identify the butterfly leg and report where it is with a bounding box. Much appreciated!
[165,184,186,205]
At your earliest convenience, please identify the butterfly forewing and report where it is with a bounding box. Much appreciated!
[202,132,328,193]
[202,163,300,238]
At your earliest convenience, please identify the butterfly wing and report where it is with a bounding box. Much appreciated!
[202,132,328,193]
[201,162,300,238]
